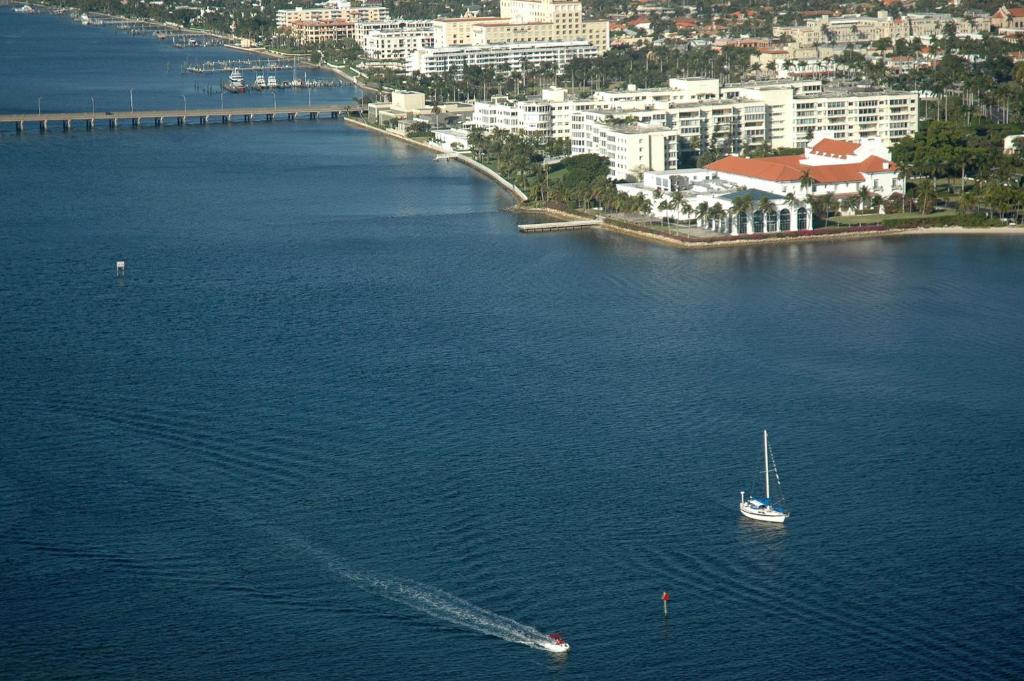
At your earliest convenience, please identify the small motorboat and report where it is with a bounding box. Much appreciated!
[541,632,570,653]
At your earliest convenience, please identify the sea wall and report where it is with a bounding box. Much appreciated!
[343,118,528,202]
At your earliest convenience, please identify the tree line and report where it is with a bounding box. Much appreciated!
[466,129,650,212]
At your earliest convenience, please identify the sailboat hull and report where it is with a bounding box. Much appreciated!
[739,503,788,523]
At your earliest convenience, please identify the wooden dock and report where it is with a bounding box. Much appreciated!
[518,220,601,233]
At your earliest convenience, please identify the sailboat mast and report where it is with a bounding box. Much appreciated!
[763,430,770,499]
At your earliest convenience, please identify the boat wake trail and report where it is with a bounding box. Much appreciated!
[328,562,554,650]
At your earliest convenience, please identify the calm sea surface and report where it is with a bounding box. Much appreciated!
[2,10,1023,680]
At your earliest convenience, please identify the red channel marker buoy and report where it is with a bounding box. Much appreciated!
[662,591,670,616]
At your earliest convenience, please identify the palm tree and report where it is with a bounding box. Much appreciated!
[670,191,691,223]
[857,186,872,213]
[708,204,727,232]
[824,192,837,222]
[658,199,672,224]
[757,197,775,230]
[728,202,744,233]
[733,193,753,221]
[694,201,710,229]
[799,170,815,196]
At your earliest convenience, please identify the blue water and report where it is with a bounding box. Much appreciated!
[2,9,1024,680]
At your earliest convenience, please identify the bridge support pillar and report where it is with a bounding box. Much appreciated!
[110,118,117,128]
[222,115,229,124]
[85,119,93,130]
[244,114,252,123]
[201,116,208,125]
[16,121,23,134]
[266,113,273,122]
[132,117,139,128]
[39,120,47,133]
[331,111,338,119]
[288,112,295,121]
[177,117,183,126]
[63,119,71,132]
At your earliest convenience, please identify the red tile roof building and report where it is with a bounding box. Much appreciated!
[993,6,1024,35]
[704,133,903,199]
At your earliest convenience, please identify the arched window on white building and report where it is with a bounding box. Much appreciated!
[779,208,791,231]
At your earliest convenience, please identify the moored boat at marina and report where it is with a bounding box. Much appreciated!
[222,67,246,93]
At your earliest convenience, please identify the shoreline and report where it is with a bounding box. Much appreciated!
[600,223,1024,249]
[341,119,1024,245]
[14,5,1024,248]
[27,3,368,89]
[344,117,529,203]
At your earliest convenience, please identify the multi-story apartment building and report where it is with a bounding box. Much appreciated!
[407,40,598,74]
[276,3,388,29]
[408,0,608,74]
[357,20,435,61]
[566,79,918,179]
[775,11,986,46]
[471,87,609,138]
[291,19,355,44]
[722,80,918,148]
[354,19,431,45]
[579,124,679,180]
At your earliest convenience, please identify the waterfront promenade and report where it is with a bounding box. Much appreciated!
[0,104,365,133]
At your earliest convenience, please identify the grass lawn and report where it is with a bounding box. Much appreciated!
[831,210,957,225]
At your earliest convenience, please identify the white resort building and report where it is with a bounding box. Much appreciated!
[616,134,902,235]
[618,170,814,235]
[705,134,904,200]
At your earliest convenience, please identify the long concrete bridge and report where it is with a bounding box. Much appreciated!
[0,104,366,134]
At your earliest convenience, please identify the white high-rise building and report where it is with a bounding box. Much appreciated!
[276,4,388,29]
[471,87,610,138]
[562,78,918,179]
[408,0,608,74]
[407,40,598,75]
[356,20,435,61]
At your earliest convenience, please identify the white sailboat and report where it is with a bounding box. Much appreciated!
[739,430,789,523]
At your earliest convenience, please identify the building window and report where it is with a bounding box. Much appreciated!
[767,210,778,232]
[779,208,791,231]
[737,212,747,234]
[753,211,764,233]
[797,207,808,230]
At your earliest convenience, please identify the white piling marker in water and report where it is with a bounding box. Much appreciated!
[116,260,125,277]
[662,591,670,617]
